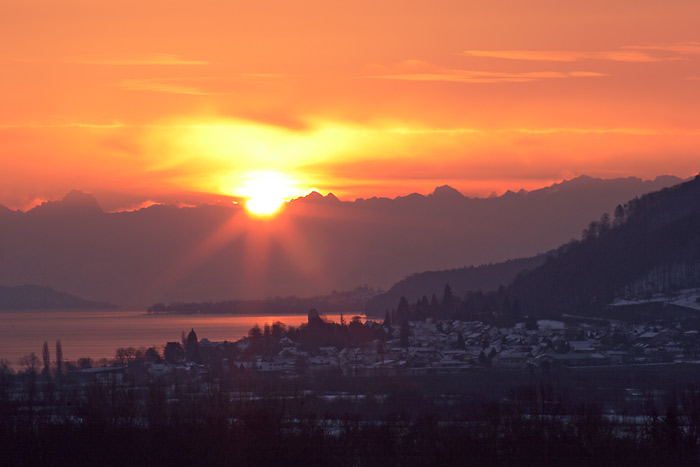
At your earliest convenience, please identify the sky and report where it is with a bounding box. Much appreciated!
[1,0,699,211]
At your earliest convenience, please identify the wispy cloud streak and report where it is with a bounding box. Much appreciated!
[459,50,662,63]
[624,42,700,55]
[116,78,212,95]
[73,53,209,66]
[367,60,606,84]
[459,42,700,63]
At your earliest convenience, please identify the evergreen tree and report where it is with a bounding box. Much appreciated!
[599,212,611,234]
[512,297,522,316]
[442,283,454,311]
[396,296,410,324]
[613,204,626,227]
[164,342,185,364]
[307,308,324,327]
[186,329,202,363]
[55,340,63,376]
[501,296,513,315]
[42,341,51,378]
[181,330,188,352]
[582,220,599,241]
[420,295,429,309]
[248,324,263,340]
[429,294,440,315]
[144,347,161,362]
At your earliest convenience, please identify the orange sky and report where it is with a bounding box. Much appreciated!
[1,0,699,211]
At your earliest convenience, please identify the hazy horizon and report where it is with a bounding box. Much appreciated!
[0,173,687,307]
[0,172,688,213]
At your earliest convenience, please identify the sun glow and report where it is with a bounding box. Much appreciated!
[239,171,303,216]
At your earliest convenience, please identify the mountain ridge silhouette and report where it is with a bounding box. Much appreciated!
[0,175,684,308]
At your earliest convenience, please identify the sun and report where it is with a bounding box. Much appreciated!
[246,196,284,215]
[238,171,301,216]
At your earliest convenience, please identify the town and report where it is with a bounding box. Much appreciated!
[5,301,700,466]
[158,309,700,379]
[9,294,699,389]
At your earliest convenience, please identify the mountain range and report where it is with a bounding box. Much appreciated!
[0,284,113,310]
[0,175,683,308]
[369,174,700,322]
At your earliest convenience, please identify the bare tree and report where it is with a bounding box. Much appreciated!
[18,353,40,374]
[115,347,137,367]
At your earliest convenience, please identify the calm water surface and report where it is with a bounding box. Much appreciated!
[0,309,352,365]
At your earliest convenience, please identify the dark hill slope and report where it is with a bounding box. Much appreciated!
[509,175,700,315]
[0,284,114,310]
[365,254,548,317]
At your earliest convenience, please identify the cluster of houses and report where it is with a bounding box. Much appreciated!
[140,316,699,380]
[56,314,700,388]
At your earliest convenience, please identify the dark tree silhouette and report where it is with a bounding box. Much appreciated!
[582,220,599,241]
[613,204,626,227]
[186,329,202,363]
[599,212,611,234]
[430,294,440,315]
[115,347,137,366]
[19,353,40,374]
[42,341,51,378]
[383,309,391,327]
[144,347,161,363]
[442,283,454,312]
[55,340,63,376]
[525,315,539,331]
[456,332,466,350]
[396,296,410,324]
[307,308,324,327]
[400,320,411,347]
[163,342,185,364]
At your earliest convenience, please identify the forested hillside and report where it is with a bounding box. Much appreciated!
[365,254,548,317]
[510,174,700,314]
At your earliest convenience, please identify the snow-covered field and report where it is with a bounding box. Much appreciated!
[611,288,700,311]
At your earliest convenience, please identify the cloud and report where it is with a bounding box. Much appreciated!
[111,200,161,213]
[114,74,302,96]
[116,78,213,95]
[239,73,300,78]
[624,42,700,55]
[459,42,700,63]
[0,122,128,129]
[367,60,607,84]
[324,126,697,137]
[510,128,671,136]
[66,122,129,129]
[73,53,209,66]
[2,53,210,66]
[459,50,662,63]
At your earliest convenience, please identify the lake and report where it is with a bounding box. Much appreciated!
[0,309,356,366]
